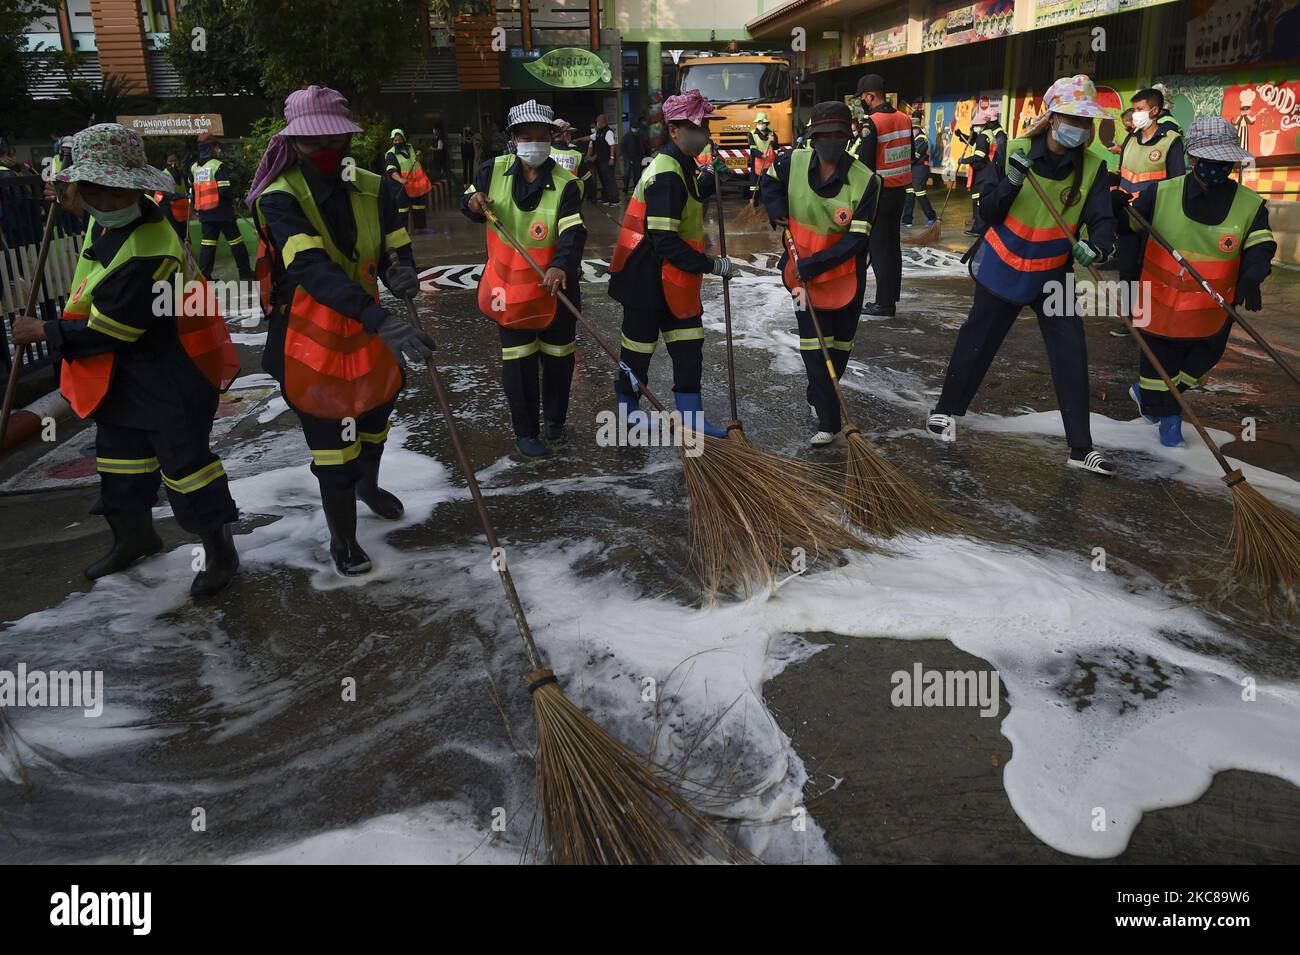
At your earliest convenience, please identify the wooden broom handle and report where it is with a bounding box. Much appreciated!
[781,228,855,426]
[0,201,59,447]
[708,139,740,426]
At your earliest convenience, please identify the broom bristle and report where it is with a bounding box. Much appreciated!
[843,428,962,539]
[682,432,878,599]
[729,201,767,231]
[1224,474,1300,611]
[903,218,941,245]
[529,670,758,864]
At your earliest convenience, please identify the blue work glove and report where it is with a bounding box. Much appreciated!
[710,256,736,279]
[1006,150,1031,187]
[1072,240,1101,267]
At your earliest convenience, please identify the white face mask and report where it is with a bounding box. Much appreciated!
[1131,110,1152,130]
[515,141,551,168]
[84,200,142,229]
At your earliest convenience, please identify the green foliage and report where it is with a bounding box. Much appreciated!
[66,73,152,125]
[164,0,264,98]
[240,114,394,175]
[0,1,54,136]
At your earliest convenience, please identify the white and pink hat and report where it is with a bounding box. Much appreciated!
[280,85,364,137]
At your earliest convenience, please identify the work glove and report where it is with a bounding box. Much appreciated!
[1110,187,1134,217]
[1072,240,1102,267]
[711,155,729,178]
[386,263,420,300]
[710,256,735,279]
[1006,150,1031,187]
[376,312,436,367]
[1233,277,1263,312]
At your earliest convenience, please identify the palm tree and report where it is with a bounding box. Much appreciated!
[67,73,149,125]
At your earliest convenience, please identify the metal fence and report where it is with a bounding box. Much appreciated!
[0,174,86,382]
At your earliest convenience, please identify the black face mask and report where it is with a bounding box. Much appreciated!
[1195,159,1234,187]
[813,138,847,164]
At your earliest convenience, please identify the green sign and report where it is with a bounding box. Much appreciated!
[505,46,614,89]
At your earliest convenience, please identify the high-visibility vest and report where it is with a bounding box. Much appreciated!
[610,151,706,320]
[1134,176,1263,340]
[973,135,1103,305]
[191,159,224,212]
[911,131,928,164]
[477,154,575,330]
[1118,125,1182,197]
[389,146,430,198]
[255,166,403,420]
[866,109,912,188]
[59,214,238,418]
[152,190,191,223]
[550,145,586,198]
[782,149,876,310]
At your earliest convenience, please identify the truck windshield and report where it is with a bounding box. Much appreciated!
[679,61,790,105]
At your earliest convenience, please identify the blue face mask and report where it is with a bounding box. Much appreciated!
[83,200,142,229]
[1195,159,1234,187]
[1052,119,1090,149]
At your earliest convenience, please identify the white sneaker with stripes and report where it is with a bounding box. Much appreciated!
[1067,449,1117,476]
[926,413,956,442]
[810,431,835,447]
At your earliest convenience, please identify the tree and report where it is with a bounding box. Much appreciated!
[67,73,152,125]
[0,1,54,137]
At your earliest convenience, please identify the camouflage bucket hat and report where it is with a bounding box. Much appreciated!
[55,123,174,192]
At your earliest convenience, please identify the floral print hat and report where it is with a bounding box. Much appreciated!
[54,123,174,192]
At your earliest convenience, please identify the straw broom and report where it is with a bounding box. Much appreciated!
[1024,173,1300,609]
[394,289,756,864]
[904,136,972,246]
[0,201,58,447]
[782,229,961,539]
[483,209,874,599]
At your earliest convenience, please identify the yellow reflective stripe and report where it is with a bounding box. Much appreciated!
[971,192,981,200]
[558,213,582,233]
[1173,371,1201,388]
[200,239,219,246]
[1139,375,1169,392]
[662,326,704,344]
[359,421,392,444]
[620,334,657,354]
[912,190,926,197]
[647,215,680,231]
[385,227,412,249]
[1242,229,1274,250]
[216,180,231,186]
[905,188,915,195]
[539,340,576,357]
[96,456,159,475]
[798,337,823,351]
[162,459,226,494]
[765,165,780,180]
[312,442,362,467]
[463,183,476,195]
[153,259,179,281]
[283,232,326,268]
[831,339,854,352]
[970,150,986,159]
[849,219,871,234]
[501,340,541,361]
[87,307,144,342]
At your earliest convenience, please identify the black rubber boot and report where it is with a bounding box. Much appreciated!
[356,457,403,520]
[322,487,372,575]
[84,512,164,580]
[190,523,240,598]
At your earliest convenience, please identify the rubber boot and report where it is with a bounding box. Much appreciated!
[190,523,240,598]
[356,456,403,519]
[321,487,372,575]
[84,511,164,580]
[616,388,649,443]
[1159,415,1185,448]
[674,391,728,439]
[515,436,551,458]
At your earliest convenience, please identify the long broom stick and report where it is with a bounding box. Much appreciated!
[904,133,972,246]
[0,201,59,449]
[393,285,755,864]
[1024,172,1300,608]
[711,168,746,441]
[482,207,874,597]
[781,228,960,539]
[1122,202,1300,390]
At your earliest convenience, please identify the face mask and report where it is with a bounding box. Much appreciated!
[84,200,142,229]
[516,141,551,168]
[813,139,847,164]
[678,129,710,155]
[304,147,343,176]
[1195,159,1234,187]
[1131,110,1151,130]
[1052,119,1090,149]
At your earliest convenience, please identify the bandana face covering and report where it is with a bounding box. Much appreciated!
[307,147,343,176]
[1195,159,1234,187]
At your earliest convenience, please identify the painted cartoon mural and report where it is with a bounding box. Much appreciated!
[928,93,1002,175]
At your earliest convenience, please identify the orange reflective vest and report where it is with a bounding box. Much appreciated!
[610,151,706,320]
[477,154,577,330]
[1134,176,1264,339]
[191,159,223,212]
[152,190,191,223]
[782,149,876,310]
[867,109,912,189]
[255,166,406,420]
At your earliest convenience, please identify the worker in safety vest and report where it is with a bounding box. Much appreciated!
[959,108,1007,235]
[748,111,778,205]
[385,129,432,236]
[928,75,1119,477]
[191,133,254,282]
[901,114,937,227]
[10,124,241,597]
[462,100,587,458]
[855,74,911,316]
[550,119,589,200]
[249,86,431,577]
[1122,116,1274,447]
[1113,87,1185,287]
[607,90,734,439]
[151,151,192,242]
[761,101,881,446]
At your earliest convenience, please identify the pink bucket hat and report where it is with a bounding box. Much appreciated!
[1043,75,1105,119]
[662,90,725,125]
[972,107,997,126]
[281,85,364,137]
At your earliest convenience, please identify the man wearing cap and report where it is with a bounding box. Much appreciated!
[901,112,937,228]
[761,101,881,447]
[1121,115,1275,448]
[249,86,430,576]
[854,74,911,317]
[747,112,778,206]
[928,75,1119,477]
[959,108,1007,235]
[191,133,253,283]
[462,100,586,458]
[10,123,242,597]
[385,129,432,235]
[608,89,735,439]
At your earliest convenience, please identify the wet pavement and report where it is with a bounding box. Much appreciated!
[1,189,1298,863]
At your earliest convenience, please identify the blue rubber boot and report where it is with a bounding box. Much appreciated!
[1158,415,1184,447]
[616,389,650,441]
[1129,383,1158,423]
[674,391,728,439]
[515,436,551,458]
